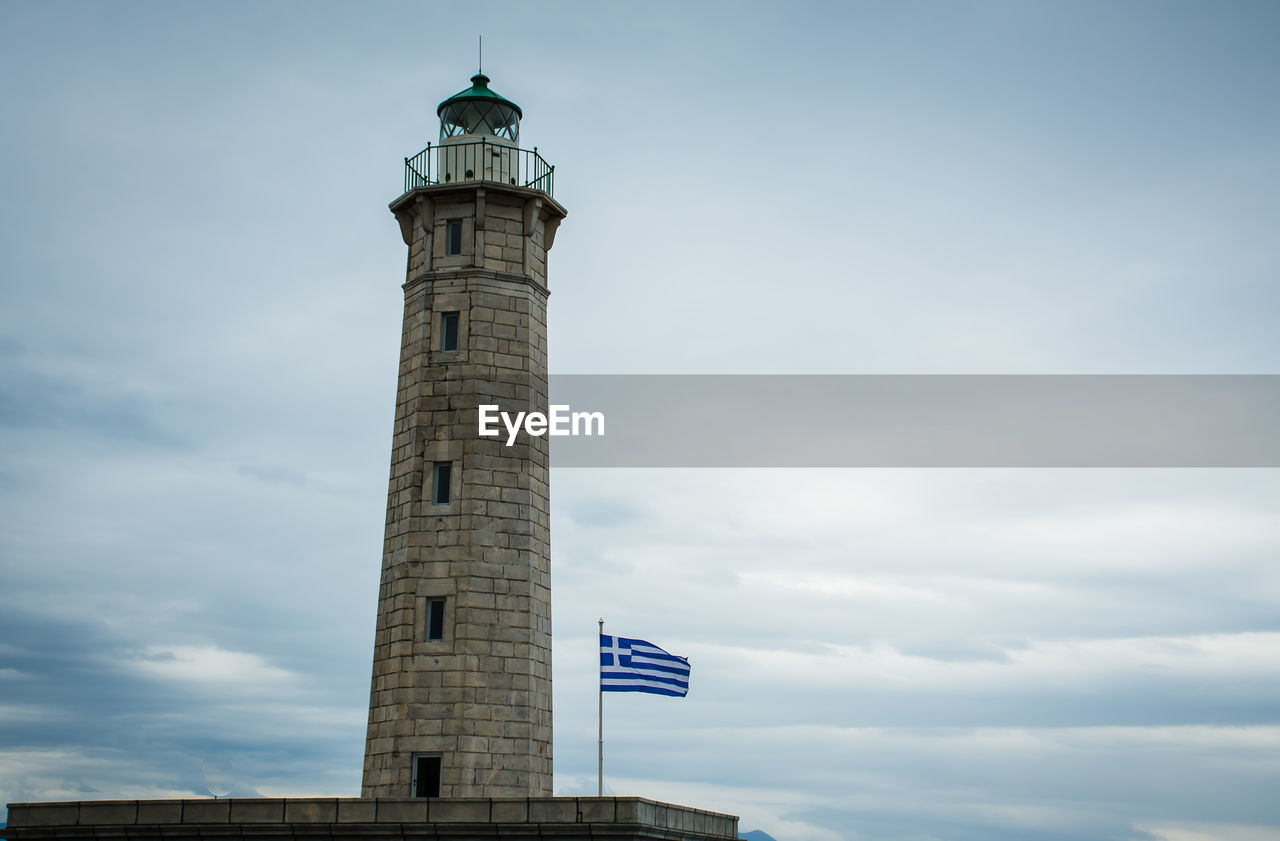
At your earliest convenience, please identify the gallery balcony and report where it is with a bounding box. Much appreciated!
[403,139,555,197]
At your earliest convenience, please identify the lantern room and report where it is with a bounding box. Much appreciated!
[402,73,554,196]
[434,73,524,187]
[437,73,521,143]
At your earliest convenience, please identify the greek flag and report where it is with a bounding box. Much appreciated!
[600,634,690,697]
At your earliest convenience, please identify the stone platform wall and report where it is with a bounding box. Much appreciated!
[4,797,738,841]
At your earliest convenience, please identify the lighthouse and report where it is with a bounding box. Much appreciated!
[361,72,566,799]
[3,70,739,840]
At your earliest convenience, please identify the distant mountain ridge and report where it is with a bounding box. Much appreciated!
[739,831,779,841]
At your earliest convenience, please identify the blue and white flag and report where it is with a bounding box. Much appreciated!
[600,634,690,697]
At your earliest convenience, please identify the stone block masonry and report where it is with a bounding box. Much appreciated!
[362,182,567,799]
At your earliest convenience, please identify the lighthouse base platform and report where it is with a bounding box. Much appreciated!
[3,797,738,841]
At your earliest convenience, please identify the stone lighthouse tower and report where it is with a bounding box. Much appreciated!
[2,69,738,841]
[362,72,566,799]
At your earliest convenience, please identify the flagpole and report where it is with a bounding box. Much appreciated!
[598,617,604,797]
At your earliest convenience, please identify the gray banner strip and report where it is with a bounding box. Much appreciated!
[538,375,1280,467]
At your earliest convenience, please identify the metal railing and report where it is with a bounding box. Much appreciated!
[404,139,554,197]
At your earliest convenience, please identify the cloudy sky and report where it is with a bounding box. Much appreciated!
[2,2,1279,840]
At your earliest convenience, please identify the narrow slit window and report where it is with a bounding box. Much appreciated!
[413,755,441,798]
[440,312,460,352]
[446,220,463,255]
[426,598,445,641]
[432,462,452,505]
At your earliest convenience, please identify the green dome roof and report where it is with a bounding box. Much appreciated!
[436,73,522,119]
